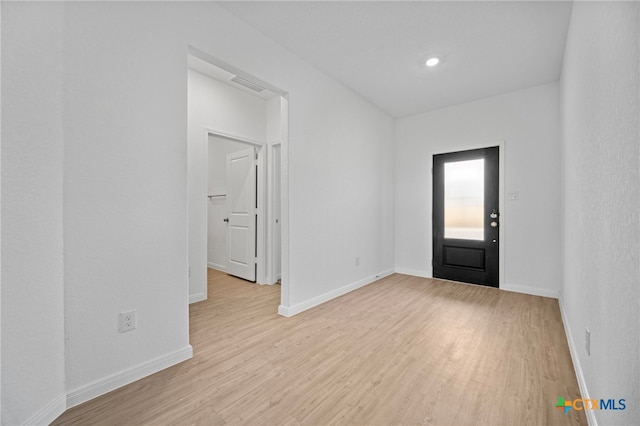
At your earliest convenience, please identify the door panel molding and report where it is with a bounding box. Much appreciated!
[443,245,486,270]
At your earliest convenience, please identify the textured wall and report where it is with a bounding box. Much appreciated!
[560,2,640,424]
[1,3,67,424]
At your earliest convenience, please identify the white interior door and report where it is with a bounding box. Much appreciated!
[226,148,257,281]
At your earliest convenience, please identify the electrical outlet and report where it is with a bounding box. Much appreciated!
[119,310,137,333]
[355,256,360,266]
[585,328,591,356]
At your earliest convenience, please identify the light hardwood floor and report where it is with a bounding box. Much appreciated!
[54,270,586,425]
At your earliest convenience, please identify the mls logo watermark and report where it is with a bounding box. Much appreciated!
[555,397,626,414]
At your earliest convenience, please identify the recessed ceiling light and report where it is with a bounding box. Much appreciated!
[426,57,440,67]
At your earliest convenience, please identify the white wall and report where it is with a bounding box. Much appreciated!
[207,135,253,271]
[1,2,67,424]
[1,3,3,420]
[2,1,395,420]
[560,2,639,424]
[284,85,395,311]
[267,97,282,144]
[1,2,3,419]
[395,83,562,297]
[62,2,194,406]
[188,69,267,301]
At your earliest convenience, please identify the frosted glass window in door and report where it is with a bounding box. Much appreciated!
[444,159,484,240]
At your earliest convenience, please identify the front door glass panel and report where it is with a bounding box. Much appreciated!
[444,159,484,240]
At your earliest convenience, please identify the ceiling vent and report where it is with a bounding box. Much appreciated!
[230,75,265,93]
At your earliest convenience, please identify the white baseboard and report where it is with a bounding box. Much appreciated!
[66,345,193,409]
[395,268,559,300]
[501,284,559,299]
[558,296,597,426]
[394,267,432,278]
[24,392,66,426]
[189,292,206,304]
[278,268,394,317]
[207,262,225,271]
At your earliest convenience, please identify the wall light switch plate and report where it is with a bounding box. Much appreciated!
[507,191,520,201]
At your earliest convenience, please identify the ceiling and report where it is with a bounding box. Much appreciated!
[217,1,573,118]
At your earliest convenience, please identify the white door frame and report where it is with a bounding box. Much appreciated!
[277,96,290,310]
[267,143,282,283]
[202,128,284,284]
[204,129,270,284]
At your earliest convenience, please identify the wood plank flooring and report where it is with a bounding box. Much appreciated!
[54,270,586,425]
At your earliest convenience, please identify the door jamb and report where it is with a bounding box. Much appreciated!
[429,140,505,288]
[187,46,289,313]
[267,142,282,284]
[277,96,290,311]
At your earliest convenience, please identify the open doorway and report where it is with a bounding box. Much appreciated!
[187,47,288,307]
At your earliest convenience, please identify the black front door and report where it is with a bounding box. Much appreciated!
[432,147,499,287]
